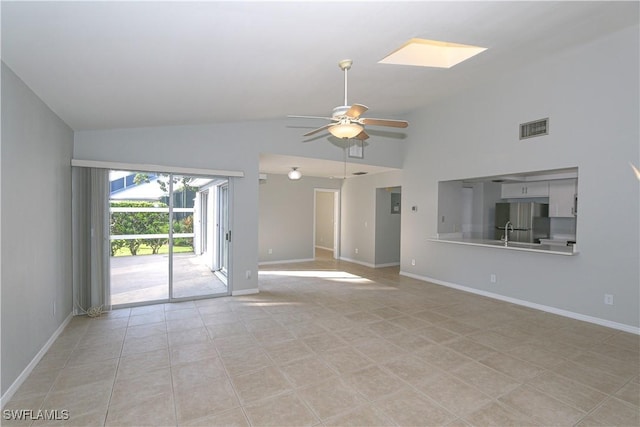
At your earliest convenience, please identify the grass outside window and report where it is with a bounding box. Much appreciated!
[112,243,193,257]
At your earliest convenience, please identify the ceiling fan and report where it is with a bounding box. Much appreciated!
[289,59,409,141]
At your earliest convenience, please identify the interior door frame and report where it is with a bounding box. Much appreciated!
[313,188,341,259]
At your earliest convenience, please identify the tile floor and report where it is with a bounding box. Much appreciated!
[4,253,639,426]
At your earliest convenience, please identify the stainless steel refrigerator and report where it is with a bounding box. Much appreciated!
[495,202,550,243]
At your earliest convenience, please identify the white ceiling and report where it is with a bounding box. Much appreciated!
[2,1,637,177]
[259,153,399,180]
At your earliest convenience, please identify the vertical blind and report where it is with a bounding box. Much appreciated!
[72,167,110,314]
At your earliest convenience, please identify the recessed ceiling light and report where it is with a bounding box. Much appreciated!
[379,38,487,69]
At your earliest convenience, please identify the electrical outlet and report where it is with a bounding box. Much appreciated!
[411,259,416,266]
[490,274,497,283]
[246,270,252,280]
[604,294,614,305]
[355,248,359,254]
[268,248,272,254]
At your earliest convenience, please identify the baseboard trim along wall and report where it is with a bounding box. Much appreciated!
[340,257,375,268]
[340,257,400,269]
[259,257,399,269]
[258,258,314,266]
[400,271,640,335]
[231,288,259,296]
[1,312,74,409]
[375,262,401,268]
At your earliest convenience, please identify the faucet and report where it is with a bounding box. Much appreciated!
[503,221,514,246]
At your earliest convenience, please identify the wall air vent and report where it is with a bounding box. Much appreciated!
[520,118,549,140]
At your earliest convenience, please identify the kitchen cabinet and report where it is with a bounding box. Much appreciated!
[501,181,549,198]
[549,179,577,217]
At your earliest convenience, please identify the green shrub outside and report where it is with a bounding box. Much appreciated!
[112,244,193,257]
[110,201,193,256]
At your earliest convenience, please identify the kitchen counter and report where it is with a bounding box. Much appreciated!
[428,236,578,256]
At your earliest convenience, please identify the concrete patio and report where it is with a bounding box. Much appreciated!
[110,252,228,305]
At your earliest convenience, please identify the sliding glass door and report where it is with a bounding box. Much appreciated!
[218,183,230,280]
[170,175,229,299]
[109,170,170,305]
[109,171,230,307]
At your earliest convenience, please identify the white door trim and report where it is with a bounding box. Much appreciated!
[313,188,341,259]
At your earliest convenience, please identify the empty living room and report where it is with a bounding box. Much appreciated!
[1,1,638,426]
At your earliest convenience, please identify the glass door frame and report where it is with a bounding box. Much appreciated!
[110,171,232,308]
[217,183,230,280]
[169,175,231,302]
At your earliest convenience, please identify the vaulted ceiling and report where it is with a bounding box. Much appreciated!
[3,1,637,132]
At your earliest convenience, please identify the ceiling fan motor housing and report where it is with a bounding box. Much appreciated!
[332,105,352,119]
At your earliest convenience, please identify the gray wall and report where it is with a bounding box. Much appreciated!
[1,63,74,395]
[375,187,401,266]
[259,174,341,263]
[340,170,402,267]
[400,25,640,328]
[315,191,335,251]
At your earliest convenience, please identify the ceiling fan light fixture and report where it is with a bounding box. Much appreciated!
[329,123,363,139]
[288,167,302,180]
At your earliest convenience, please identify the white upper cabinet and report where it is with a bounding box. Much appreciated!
[549,179,577,217]
[501,181,549,198]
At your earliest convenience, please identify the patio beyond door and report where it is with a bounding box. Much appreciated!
[109,171,230,307]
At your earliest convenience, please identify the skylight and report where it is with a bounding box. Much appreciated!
[379,38,487,68]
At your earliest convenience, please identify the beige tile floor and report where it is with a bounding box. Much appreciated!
[5,251,639,426]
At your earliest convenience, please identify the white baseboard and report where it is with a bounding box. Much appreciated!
[340,256,375,268]
[232,288,259,296]
[1,312,73,409]
[375,262,401,268]
[340,257,399,269]
[259,258,314,266]
[314,245,334,252]
[399,271,640,335]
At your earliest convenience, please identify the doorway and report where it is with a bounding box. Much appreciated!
[374,186,401,266]
[109,170,231,306]
[314,189,340,260]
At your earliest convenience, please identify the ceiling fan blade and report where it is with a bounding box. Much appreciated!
[345,104,368,119]
[360,118,409,128]
[303,123,333,137]
[355,130,370,141]
[288,115,334,121]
